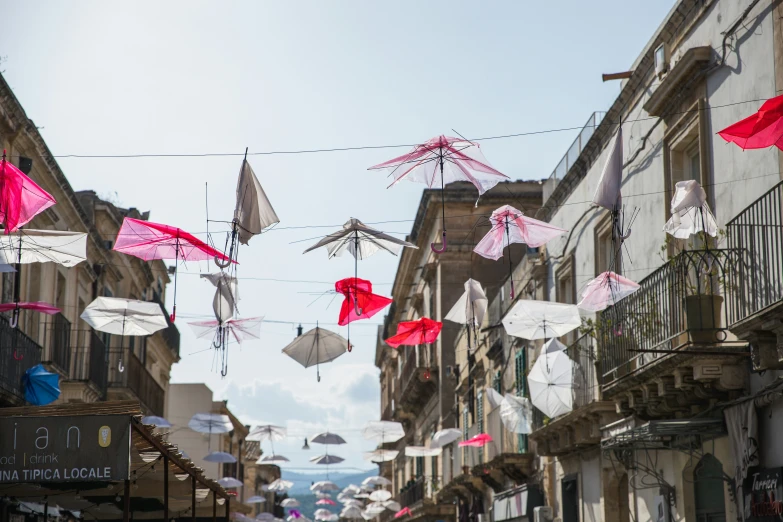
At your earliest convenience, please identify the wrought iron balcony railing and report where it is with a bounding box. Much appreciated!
[0,314,42,404]
[152,296,180,356]
[69,329,108,399]
[107,347,165,416]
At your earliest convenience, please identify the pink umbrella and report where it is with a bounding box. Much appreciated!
[0,151,57,233]
[577,272,640,312]
[188,317,264,376]
[0,303,60,356]
[394,508,412,519]
[369,135,509,253]
[316,499,337,506]
[113,217,234,321]
[458,433,493,448]
[474,205,567,298]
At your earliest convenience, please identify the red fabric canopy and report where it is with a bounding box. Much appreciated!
[0,153,56,234]
[385,317,442,348]
[113,217,233,263]
[458,433,493,448]
[335,277,392,326]
[0,302,60,314]
[718,95,783,150]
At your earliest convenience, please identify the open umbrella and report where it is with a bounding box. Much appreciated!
[204,451,237,463]
[474,205,567,298]
[248,424,287,462]
[528,350,574,418]
[430,428,461,448]
[340,506,363,520]
[369,135,510,253]
[141,415,172,428]
[246,497,266,505]
[362,476,392,487]
[459,433,493,448]
[0,151,57,233]
[113,217,233,321]
[499,394,533,434]
[23,364,60,406]
[316,499,337,506]
[718,94,783,150]
[0,229,87,267]
[218,477,244,489]
[369,491,391,503]
[577,271,640,312]
[384,317,442,375]
[310,454,344,465]
[282,326,348,382]
[188,413,233,451]
[0,302,59,332]
[445,279,487,350]
[502,300,581,340]
[486,387,504,409]
[363,449,399,463]
[267,479,294,492]
[663,180,718,239]
[257,454,290,464]
[543,338,567,353]
[316,492,333,499]
[364,504,386,516]
[362,421,405,444]
[311,432,347,445]
[280,499,300,508]
[394,508,412,519]
[189,316,264,375]
[404,446,442,457]
[311,481,340,493]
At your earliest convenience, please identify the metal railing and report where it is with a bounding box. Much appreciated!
[599,249,738,385]
[400,477,425,507]
[726,180,783,326]
[14,310,72,374]
[69,329,108,399]
[0,314,42,403]
[569,334,598,409]
[108,347,165,415]
[400,346,430,393]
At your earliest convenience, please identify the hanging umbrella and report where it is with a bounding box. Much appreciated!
[311,432,347,445]
[474,205,567,298]
[342,500,363,508]
[404,446,442,457]
[663,180,718,239]
[113,217,234,321]
[141,415,172,428]
[189,316,264,375]
[528,350,574,418]
[288,511,302,520]
[485,387,504,409]
[0,151,57,233]
[362,421,405,444]
[248,424,287,441]
[368,491,391,503]
[310,454,345,465]
[384,317,442,348]
[383,501,402,512]
[360,511,377,520]
[281,499,300,508]
[314,509,334,521]
[204,451,237,463]
[593,128,624,212]
[502,300,581,340]
[340,506,363,520]
[282,326,348,382]
[316,492,333,499]
[459,433,493,448]
[246,497,266,505]
[188,413,233,451]
[362,476,392,487]
[218,477,244,488]
[394,508,412,519]
[445,279,487,350]
[0,302,59,330]
[369,135,510,253]
[718,94,783,150]
[267,479,294,492]
[23,364,60,406]
[201,272,240,322]
[0,229,87,266]
[430,428,461,448]
[257,454,290,464]
[543,338,567,353]
[311,481,340,493]
[364,504,386,516]
[335,278,392,326]
[316,499,337,506]
[256,514,275,521]
[499,394,533,434]
[363,449,399,463]
[577,271,640,312]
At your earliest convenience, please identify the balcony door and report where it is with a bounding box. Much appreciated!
[562,475,579,522]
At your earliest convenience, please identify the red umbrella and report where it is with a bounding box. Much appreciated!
[113,217,234,321]
[0,151,57,234]
[385,317,442,348]
[394,508,412,519]
[336,277,392,353]
[718,95,783,149]
[458,433,493,448]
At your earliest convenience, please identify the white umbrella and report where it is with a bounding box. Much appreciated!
[316,492,333,499]
[340,506,363,520]
[310,454,345,465]
[528,350,574,418]
[311,481,340,492]
[404,446,442,457]
[0,229,87,267]
[267,479,294,492]
[502,300,581,340]
[303,218,415,260]
[311,432,346,445]
[364,503,386,515]
[282,327,348,381]
[245,496,266,504]
[201,272,240,323]
[363,449,399,463]
[141,415,171,428]
[430,428,461,448]
[314,510,334,521]
[188,413,233,433]
[368,491,391,502]
[445,278,488,349]
[499,394,533,434]
[593,128,623,211]
[362,421,405,444]
[280,499,299,508]
[383,501,401,512]
[360,510,377,520]
[247,425,287,442]
[342,500,363,508]
[203,451,237,463]
[323,516,338,522]
[257,454,290,464]
[486,387,504,409]
[81,296,168,336]
[233,158,280,246]
[217,477,243,488]
[663,180,718,239]
[361,476,392,487]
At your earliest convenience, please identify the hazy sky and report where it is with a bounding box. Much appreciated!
[0,1,673,471]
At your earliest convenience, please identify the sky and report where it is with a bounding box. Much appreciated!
[0,1,674,472]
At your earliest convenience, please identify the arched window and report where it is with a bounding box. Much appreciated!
[694,454,726,522]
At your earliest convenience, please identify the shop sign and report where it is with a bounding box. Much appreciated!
[0,415,130,483]
[747,468,783,520]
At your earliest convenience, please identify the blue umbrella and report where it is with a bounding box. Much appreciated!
[23,364,60,405]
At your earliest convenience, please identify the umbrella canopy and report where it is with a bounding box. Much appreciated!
[369,136,510,253]
[543,338,567,353]
[364,504,386,516]
[663,180,718,239]
[200,272,239,324]
[528,350,574,418]
[311,481,340,492]
[234,158,280,245]
[316,499,337,506]
[592,128,623,211]
[316,492,333,499]
[404,446,442,457]
[362,421,405,444]
[310,454,345,465]
[500,394,533,434]
[459,433,493,448]
[304,218,416,260]
[218,477,244,488]
[0,153,57,233]
[486,387,504,409]
[267,479,294,492]
[363,449,399,463]
[340,506,363,520]
[282,327,348,381]
[383,501,401,512]
[362,476,392,487]
[335,278,392,326]
[430,428,461,448]
[577,271,640,312]
[718,94,783,150]
[257,454,290,464]
[189,317,264,344]
[0,229,87,266]
[445,279,488,328]
[0,302,59,315]
[245,496,266,504]
[203,451,237,463]
[502,300,581,340]
[342,500,363,508]
[368,491,391,503]
[188,413,233,434]
[247,425,287,442]
[384,318,442,348]
[394,508,412,519]
[141,415,171,428]
[23,364,59,406]
[81,297,168,336]
[281,499,300,508]
[311,432,347,445]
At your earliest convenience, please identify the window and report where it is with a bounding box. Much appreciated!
[595,211,622,275]
[694,454,726,522]
[562,475,580,522]
[493,371,501,395]
[462,407,469,440]
[477,390,484,434]
[514,349,528,453]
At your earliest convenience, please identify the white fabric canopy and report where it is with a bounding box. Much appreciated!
[311,481,340,492]
[592,128,623,210]
[257,454,290,464]
[247,424,287,442]
[310,454,345,465]
[187,413,233,434]
[528,350,574,418]
[141,415,171,428]
[663,180,718,239]
[81,297,168,336]
[217,477,243,488]
[363,449,399,462]
[369,490,392,502]
[362,476,392,487]
[404,446,442,457]
[543,338,567,353]
[383,501,401,512]
[430,428,461,448]
[303,218,416,260]
[311,432,347,445]
[267,479,293,492]
[245,496,266,504]
[203,451,237,463]
[500,394,533,434]
[201,273,239,323]
[502,300,581,340]
[445,279,488,327]
[0,229,87,267]
[362,421,405,443]
[234,159,279,245]
[314,509,334,521]
[577,271,640,312]
[340,507,363,519]
[282,327,347,369]
[280,499,299,508]
[486,387,504,409]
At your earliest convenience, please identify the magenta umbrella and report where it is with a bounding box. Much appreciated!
[369,135,509,253]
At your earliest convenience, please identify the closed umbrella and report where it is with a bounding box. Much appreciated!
[430,428,461,448]
[663,180,718,239]
[499,394,533,434]
[204,451,237,463]
[334,278,392,350]
[282,326,348,382]
[394,508,412,519]
[362,421,405,444]
[23,364,59,406]
[445,279,488,350]
[502,300,581,340]
[528,350,574,418]
[231,155,280,248]
[718,94,783,150]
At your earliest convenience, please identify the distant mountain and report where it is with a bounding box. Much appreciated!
[281,469,376,495]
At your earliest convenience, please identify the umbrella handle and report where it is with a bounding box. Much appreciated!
[509,280,515,300]
[12,349,22,361]
[214,255,232,269]
[430,231,447,254]
[620,227,631,240]
[9,310,18,329]
[170,305,176,322]
[118,358,125,373]
[354,298,363,317]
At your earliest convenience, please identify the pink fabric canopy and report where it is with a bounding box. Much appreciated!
[0,153,57,234]
[474,205,567,261]
[113,217,232,263]
[458,433,493,448]
[394,508,412,519]
[718,94,783,150]
[577,272,640,312]
[385,317,442,348]
[0,302,60,314]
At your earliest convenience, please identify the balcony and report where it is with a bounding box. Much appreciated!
[395,346,437,419]
[476,405,534,489]
[108,347,165,415]
[152,296,181,357]
[68,330,109,400]
[16,310,72,375]
[0,314,42,405]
